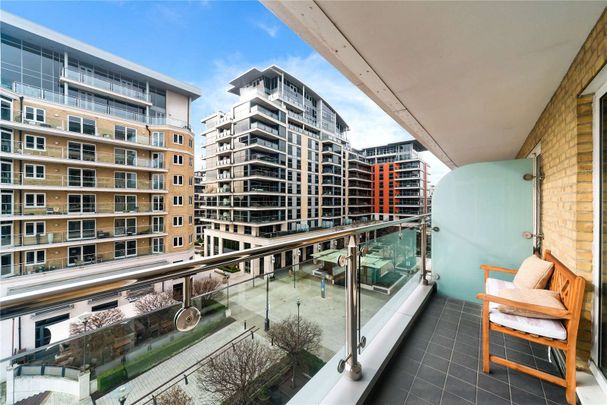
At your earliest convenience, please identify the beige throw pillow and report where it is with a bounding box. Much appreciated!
[497,288,565,319]
[513,255,554,289]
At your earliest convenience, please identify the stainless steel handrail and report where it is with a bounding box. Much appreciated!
[0,215,429,320]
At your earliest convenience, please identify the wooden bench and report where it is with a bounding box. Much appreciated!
[476,250,585,405]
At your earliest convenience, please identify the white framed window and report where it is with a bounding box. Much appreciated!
[152,152,164,169]
[115,195,137,212]
[173,154,183,165]
[68,244,96,266]
[188,216,193,225]
[68,168,96,187]
[189,196,193,205]
[189,176,193,186]
[24,164,45,179]
[189,157,193,167]
[68,194,96,213]
[189,234,193,244]
[152,216,164,233]
[115,240,137,258]
[1,128,12,153]
[1,221,13,247]
[115,148,137,166]
[115,125,137,142]
[67,219,96,240]
[188,138,193,148]
[173,195,183,206]
[172,236,183,247]
[152,174,165,190]
[1,96,12,122]
[115,218,136,236]
[24,221,45,236]
[1,191,13,215]
[25,250,45,266]
[68,115,96,135]
[1,253,13,277]
[152,237,164,253]
[115,172,137,189]
[24,135,45,151]
[152,195,164,211]
[68,142,96,161]
[173,175,183,186]
[25,193,45,208]
[173,133,184,145]
[173,216,183,227]
[25,106,45,123]
[1,159,12,184]
[152,131,164,147]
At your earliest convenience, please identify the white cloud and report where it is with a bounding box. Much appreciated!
[190,52,450,184]
[252,21,280,38]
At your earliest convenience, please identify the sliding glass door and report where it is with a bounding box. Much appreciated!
[599,93,607,376]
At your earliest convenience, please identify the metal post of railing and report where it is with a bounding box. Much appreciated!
[345,235,362,380]
[421,221,428,286]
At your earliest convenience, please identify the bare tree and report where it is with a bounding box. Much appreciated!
[267,316,322,388]
[134,291,178,314]
[192,277,222,308]
[155,386,193,405]
[69,308,125,335]
[197,338,278,404]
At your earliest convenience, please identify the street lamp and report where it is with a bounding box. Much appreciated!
[113,383,130,405]
[78,312,92,370]
[296,298,301,344]
[264,274,270,331]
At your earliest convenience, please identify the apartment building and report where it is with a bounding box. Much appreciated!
[194,169,207,241]
[0,13,200,355]
[361,141,430,219]
[200,66,430,274]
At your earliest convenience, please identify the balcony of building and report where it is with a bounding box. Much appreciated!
[0,201,166,221]
[1,173,167,193]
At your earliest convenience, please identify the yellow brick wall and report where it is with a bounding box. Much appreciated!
[516,9,607,365]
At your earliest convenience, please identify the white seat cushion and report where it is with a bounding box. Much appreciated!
[485,278,566,340]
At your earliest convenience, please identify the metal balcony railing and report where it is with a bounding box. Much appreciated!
[0,202,165,217]
[1,173,165,191]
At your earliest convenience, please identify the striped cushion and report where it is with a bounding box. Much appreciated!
[485,278,566,340]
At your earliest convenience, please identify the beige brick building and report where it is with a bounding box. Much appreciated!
[0,12,199,357]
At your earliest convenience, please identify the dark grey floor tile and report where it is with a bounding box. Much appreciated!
[405,392,433,405]
[508,369,544,397]
[530,343,550,360]
[489,330,505,345]
[511,385,547,405]
[506,348,537,368]
[541,381,568,405]
[436,327,458,340]
[535,358,560,376]
[368,384,409,405]
[395,358,421,376]
[423,353,450,373]
[453,341,479,358]
[403,346,426,362]
[479,363,509,383]
[410,377,443,405]
[505,339,533,355]
[441,391,473,405]
[476,388,510,405]
[477,374,511,401]
[427,342,453,360]
[444,375,476,403]
[430,334,455,349]
[418,364,447,388]
[447,362,477,386]
[489,343,505,357]
[451,351,478,371]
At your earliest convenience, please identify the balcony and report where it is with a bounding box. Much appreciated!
[0,141,166,171]
[1,173,166,193]
[0,201,166,220]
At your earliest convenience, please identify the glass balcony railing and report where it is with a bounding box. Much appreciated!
[62,67,150,103]
[0,216,427,404]
[2,173,165,191]
[0,202,165,217]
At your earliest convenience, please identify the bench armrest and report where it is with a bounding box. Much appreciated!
[476,293,571,319]
[480,264,518,274]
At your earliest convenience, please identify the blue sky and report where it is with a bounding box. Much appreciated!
[2,0,449,182]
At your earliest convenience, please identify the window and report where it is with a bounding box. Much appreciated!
[189,176,193,186]
[1,221,13,247]
[173,134,184,145]
[68,115,96,135]
[1,191,13,215]
[115,172,137,189]
[152,131,164,147]
[189,234,193,244]
[173,236,183,247]
[115,240,137,258]
[1,96,12,121]
[25,250,45,266]
[173,175,183,185]
[173,154,183,165]
[1,160,12,184]
[152,152,164,169]
[24,221,45,236]
[68,168,96,187]
[115,125,137,142]
[1,129,12,153]
[152,237,164,253]
[150,198,164,215]
[115,148,137,166]
[115,195,137,212]
[24,164,44,179]
[25,193,45,208]
[115,218,136,236]
[189,157,193,167]
[24,135,45,151]
[68,194,95,213]
[68,142,95,161]
[152,216,164,233]
[152,174,165,190]
[188,138,193,148]
[189,196,193,205]
[1,253,13,277]
[25,106,45,123]
[67,219,95,240]
[92,301,118,312]
[173,195,183,206]
[173,216,183,227]
[68,244,96,266]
